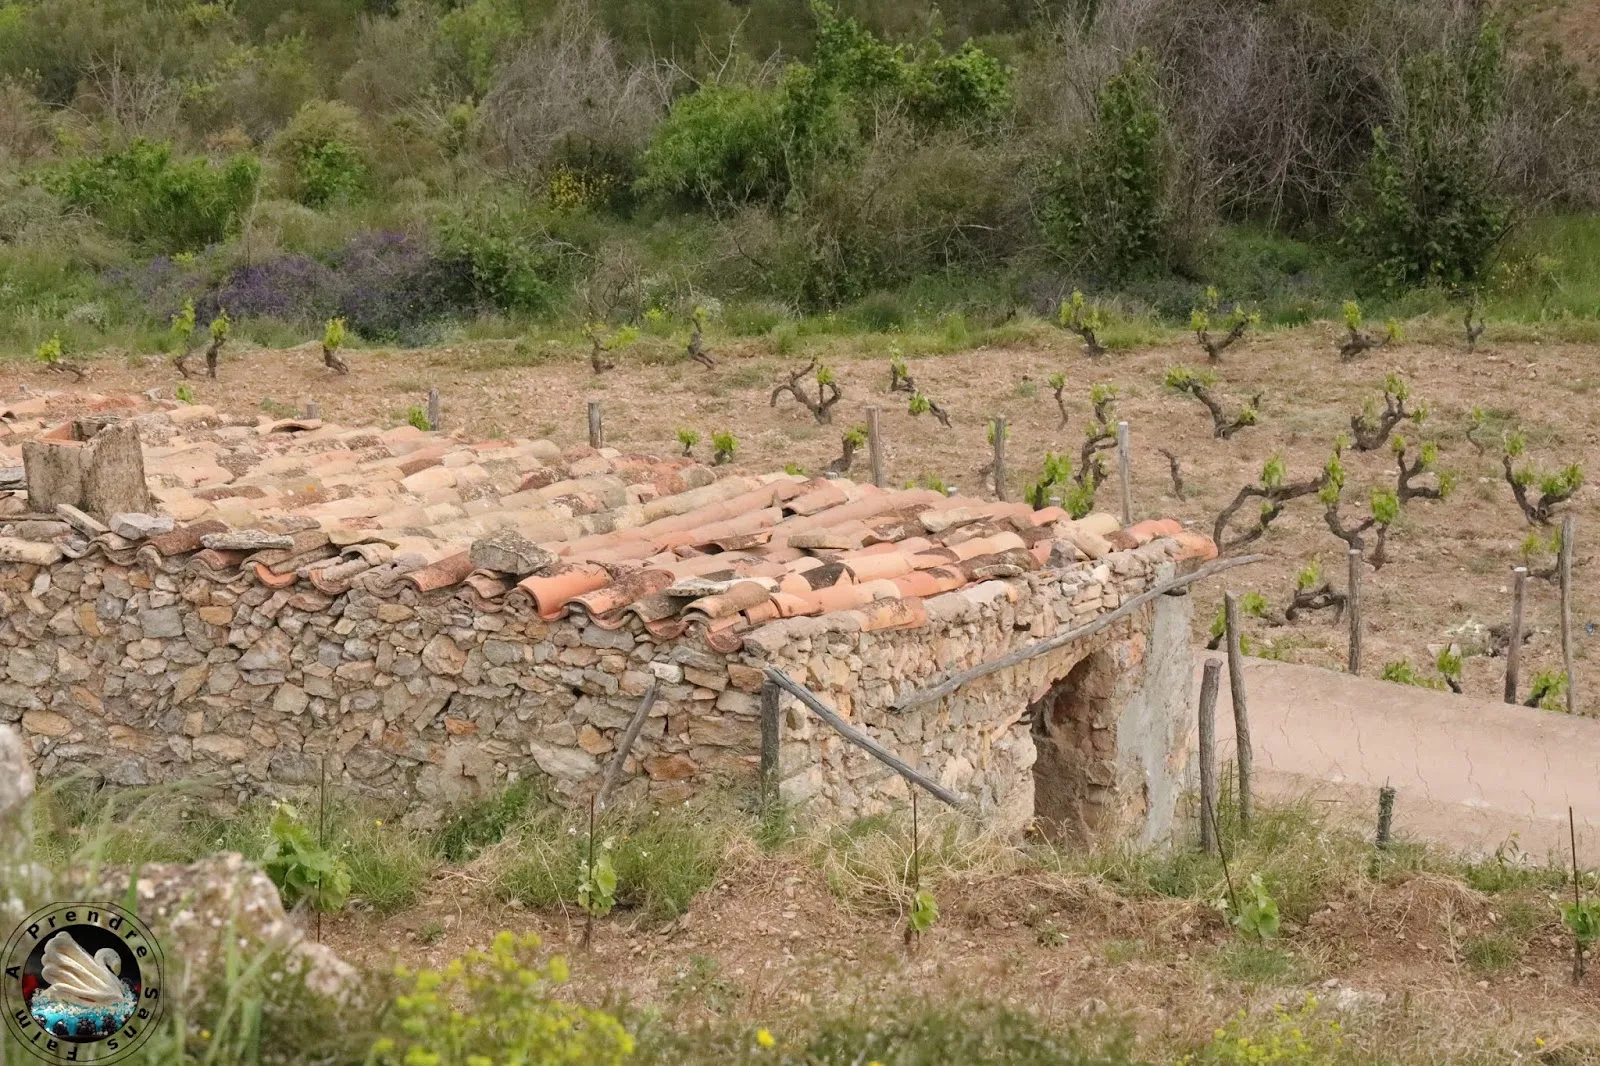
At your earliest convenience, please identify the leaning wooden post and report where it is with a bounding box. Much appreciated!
[1347,548,1363,675]
[587,400,603,449]
[596,682,658,810]
[426,388,441,431]
[1197,658,1222,856]
[1224,591,1253,833]
[1116,420,1132,525]
[1561,515,1577,714]
[991,416,1007,501]
[866,405,885,489]
[304,400,319,420]
[1506,565,1528,704]
[759,678,782,808]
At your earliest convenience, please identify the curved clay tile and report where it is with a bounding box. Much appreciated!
[703,615,748,654]
[771,592,820,618]
[743,599,782,625]
[858,597,929,633]
[252,563,301,587]
[458,570,514,611]
[189,548,250,574]
[644,615,690,640]
[682,580,773,622]
[843,552,913,583]
[517,563,610,620]
[798,562,851,590]
[570,568,674,618]
[891,571,944,599]
[804,582,879,614]
[404,551,477,593]
[908,547,959,569]
[308,558,371,594]
[147,520,228,556]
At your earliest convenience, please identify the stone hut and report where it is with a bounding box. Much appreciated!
[0,391,1216,843]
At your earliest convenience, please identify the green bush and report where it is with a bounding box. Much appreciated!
[271,100,369,207]
[906,42,1014,126]
[637,85,790,205]
[434,202,571,315]
[53,139,260,253]
[371,932,634,1066]
[1340,24,1509,291]
[1041,50,1169,279]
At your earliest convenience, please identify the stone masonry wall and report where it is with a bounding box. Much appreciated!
[0,538,1190,834]
[746,541,1190,834]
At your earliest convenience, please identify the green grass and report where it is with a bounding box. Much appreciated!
[1461,933,1523,976]
[630,1000,1143,1066]
[1213,942,1304,985]
[492,805,734,922]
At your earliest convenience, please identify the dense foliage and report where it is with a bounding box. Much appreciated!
[0,0,1597,351]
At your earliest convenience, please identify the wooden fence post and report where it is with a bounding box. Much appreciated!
[1198,658,1222,856]
[1224,591,1252,833]
[1347,548,1363,675]
[426,388,440,432]
[760,678,782,807]
[1506,565,1528,703]
[1561,515,1576,714]
[587,400,603,449]
[304,400,319,420]
[867,405,885,489]
[992,416,1007,501]
[1116,420,1132,525]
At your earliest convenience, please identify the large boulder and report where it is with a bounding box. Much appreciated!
[79,853,360,1005]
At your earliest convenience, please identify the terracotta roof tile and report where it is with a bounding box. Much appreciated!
[1,389,1219,655]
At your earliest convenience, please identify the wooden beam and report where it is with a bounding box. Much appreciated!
[894,554,1268,712]
[1561,515,1576,714]
[867,405,885,489]
[596,682,658,810]
[764,667,969,809]
[1198,657,1221,856]
[1224,591,1252,833]
[760,678,782,806]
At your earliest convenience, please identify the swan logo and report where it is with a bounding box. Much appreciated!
[2,902,164,1064]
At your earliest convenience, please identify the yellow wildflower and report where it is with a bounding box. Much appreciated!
[756,1029,775,1049]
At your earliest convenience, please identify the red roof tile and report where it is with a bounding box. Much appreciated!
[0,389,1220,655]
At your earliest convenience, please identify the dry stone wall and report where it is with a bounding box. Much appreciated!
[0,537,1191,835]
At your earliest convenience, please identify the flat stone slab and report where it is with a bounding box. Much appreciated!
[469,529,555,577]
[109,512,175,540]
[201,530,295,551]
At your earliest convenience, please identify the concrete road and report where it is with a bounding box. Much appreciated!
[1198,655,1600,860]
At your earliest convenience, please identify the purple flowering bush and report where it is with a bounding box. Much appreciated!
[113,230,483,343]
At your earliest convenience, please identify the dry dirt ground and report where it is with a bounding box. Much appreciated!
[316,836,1600,1059]
[9,324,1597,711]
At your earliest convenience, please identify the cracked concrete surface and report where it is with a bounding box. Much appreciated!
[1197,655,1600,860]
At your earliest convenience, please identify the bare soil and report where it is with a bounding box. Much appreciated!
[11,326,1597,711]
[317,839,1600,1058]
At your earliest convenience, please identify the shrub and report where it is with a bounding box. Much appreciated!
[271,100,369,207]
[434,203,570,316]
[371,932,633,1066]
[198,254,338,324]
[1041,50,1169,279]
[906,42,1013,126]
[332,230,461,341]
[53,139,260,253]
[637,85,790,206]
[1339,24,1509,291]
